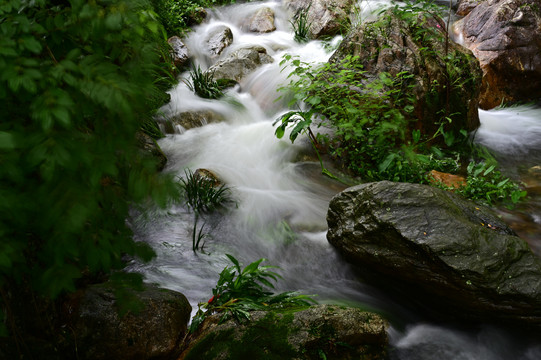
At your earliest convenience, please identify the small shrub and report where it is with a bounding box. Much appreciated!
[291,6,311,43]
[456,162,527,207]
[190,254,315,332]
[184,65,224,99]
[179,169,232,213]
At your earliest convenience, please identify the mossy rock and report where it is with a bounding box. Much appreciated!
[180,305,388,360]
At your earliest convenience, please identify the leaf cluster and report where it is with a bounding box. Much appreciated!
[0,0,181,337]
[184,65,225,99]
[452,163,526,207]
[276,55,460,183]
[290,5,311,43]
[178,169,232,214]
[190,254,315,332]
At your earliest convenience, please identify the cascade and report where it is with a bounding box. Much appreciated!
[130,1,541,358]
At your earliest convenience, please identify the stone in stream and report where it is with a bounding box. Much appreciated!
[206,25,233,57]
[327,181,541,329]
[179,305,388,360]
[167,36,190,69]
[454,0,541,109]
[164,110,225,133]
[327,8,482,146]
[136,131,167,171]
[245,7,276,33]
[207,45,274,84]
[68,282,191,360]
[283,0,355,39]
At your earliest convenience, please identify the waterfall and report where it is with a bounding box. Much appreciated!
[130,1,541,359]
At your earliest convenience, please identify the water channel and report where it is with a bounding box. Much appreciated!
[130,1,541,358]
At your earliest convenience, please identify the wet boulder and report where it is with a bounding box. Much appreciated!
[164,110,224,133]
[454,0,541,109]
[194,168,223,187]
[180,305,388,360]
[136,131,167,171]
[329,9,482,142]
[167,36,190,68]
[246,7,276,33]
[284,0,354,39]
[207,45,274,83]
[70,282,192,360]
[327,181,541,328]
[207,25,233,57]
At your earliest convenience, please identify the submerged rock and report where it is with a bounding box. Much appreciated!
[328,8,482,144]
[454,0,541,109]
[180,305,388,360]
[327,181,541,328]
[207,25,233,57]
[284,0,354,39]
[164,110,224,133]
[70,282,191,360]
[208,45,274,83]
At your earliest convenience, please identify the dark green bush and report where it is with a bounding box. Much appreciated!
[0,0,180,337]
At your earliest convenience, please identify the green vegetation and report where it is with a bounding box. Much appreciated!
[184,65,225,99]
[0,0,181,339]
[436,162,527,207]
[276,54,460,184]
[189,254,315,332]
[179,168,232,213]
[274,0,526,206]
[290,6,311,43]
[151,0,252,37]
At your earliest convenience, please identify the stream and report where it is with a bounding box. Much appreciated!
[129,1,541,358]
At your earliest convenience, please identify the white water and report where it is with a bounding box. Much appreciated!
[131,1,541,358]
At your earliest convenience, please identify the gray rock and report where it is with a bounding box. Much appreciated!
[207,25,233,57]
[284,0,354,39]
[454,0,541,109]
[246,7,276,33]
[165,110,224,133]
[71,282,191,360]
[327,181,541,328]
[456,0,482,16]
[208,45,274,83]
[167,36,189,68]
[180,304,388,359]
[328,9,482,143]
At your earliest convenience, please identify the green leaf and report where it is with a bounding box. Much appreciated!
[21,36,42,53]
[0,132,15,149]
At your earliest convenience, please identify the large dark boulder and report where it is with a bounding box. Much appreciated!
[454,0,541,109]
[284,0,354,39]
[327,181,541,328]
[180,305,388,360]
[70,282,191,360]
[329,9,482,141]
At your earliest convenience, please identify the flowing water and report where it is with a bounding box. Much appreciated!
[130,1,541,358]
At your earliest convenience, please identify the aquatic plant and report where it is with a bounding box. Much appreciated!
[189,254,315,332]
[178,169,232,213]
[291,6,311,43]
[184,65,224,99]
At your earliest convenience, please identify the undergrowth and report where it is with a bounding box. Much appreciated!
[190,254,315,332]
